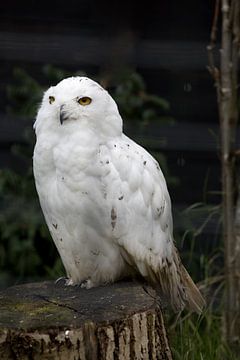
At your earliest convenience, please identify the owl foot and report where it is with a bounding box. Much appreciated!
[55,277,74,286]
[65,278,75,286]
[80,279,95,289]
[55,276,68,285]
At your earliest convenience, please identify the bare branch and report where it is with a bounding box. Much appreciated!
[232,0,240,92]
[207,0,221,100]
[211,0,220,44]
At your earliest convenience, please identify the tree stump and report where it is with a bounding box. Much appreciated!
[0,280,172,360]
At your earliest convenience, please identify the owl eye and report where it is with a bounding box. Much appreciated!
[49,96,55,104]
[78,97,92,106]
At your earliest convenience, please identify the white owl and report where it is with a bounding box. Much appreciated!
[33,77,205,313]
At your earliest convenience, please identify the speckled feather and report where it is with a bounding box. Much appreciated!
[33,77,205,313]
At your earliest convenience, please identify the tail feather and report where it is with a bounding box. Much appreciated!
[179,265,206,314]
[146,247,206,313]
[120,244,205,313]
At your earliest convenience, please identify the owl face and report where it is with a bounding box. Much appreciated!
[34,77,122,138]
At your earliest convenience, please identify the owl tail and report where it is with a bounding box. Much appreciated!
[177,264,206,314]
[150,247,205,314]
[120,245,205,313]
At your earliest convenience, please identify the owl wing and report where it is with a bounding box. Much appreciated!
[103,134,205,313]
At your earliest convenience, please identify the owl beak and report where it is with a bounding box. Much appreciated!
[60,105,68,125]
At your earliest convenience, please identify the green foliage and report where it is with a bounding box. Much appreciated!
[168,200,236,359]
[169,311,238,360]
[178,202,222,280]
[0,65,173,287]
[114,72,171,126]
[7,68,42,117]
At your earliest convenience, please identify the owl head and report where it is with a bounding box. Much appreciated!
[34,77,123,138]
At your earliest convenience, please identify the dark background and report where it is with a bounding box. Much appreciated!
[0,0,221,285]
[0,0,220,198]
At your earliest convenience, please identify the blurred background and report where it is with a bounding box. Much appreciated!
[0,1,231,358]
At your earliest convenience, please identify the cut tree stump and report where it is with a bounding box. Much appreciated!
[0,280,173,360]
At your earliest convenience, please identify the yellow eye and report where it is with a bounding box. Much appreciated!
[78,97,92,106]
[49,96,55,104]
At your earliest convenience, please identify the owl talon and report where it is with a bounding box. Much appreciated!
[65,278,75,286]
[55,276,69,285]
[80,279,94,289]
[55,277,74,286]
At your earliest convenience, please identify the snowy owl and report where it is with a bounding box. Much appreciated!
[33,76,205,313]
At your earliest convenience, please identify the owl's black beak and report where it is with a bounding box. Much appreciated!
[60,105,68,125]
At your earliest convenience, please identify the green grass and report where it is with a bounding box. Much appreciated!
[167,200,240,359]
[169,310,238,360]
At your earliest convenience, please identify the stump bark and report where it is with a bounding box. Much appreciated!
[0,280,172,360]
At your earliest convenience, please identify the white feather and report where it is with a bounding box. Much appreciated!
[33,76,205,312]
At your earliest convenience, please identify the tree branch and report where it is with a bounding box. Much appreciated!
[207,0,221,102]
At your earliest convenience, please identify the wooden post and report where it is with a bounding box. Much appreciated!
[0,281,172,360]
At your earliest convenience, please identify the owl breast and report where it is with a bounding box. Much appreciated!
[34,132,130,286]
